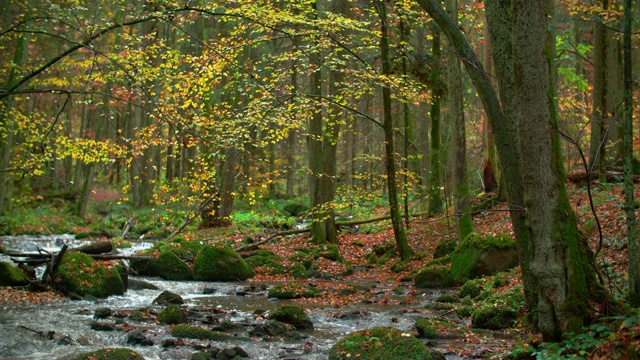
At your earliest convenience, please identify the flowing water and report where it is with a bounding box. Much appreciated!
[0,235,505,360]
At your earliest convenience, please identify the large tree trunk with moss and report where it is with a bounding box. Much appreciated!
[513,0,606,340]
[376,0,413,260]
[622,0,639,307]
[446,0,473,242]
[416,0,617,341]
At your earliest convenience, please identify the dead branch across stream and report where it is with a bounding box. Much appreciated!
[234,212,427,252]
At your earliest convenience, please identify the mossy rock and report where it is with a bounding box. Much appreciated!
[72,348,145,360]
[154,249,193,280]
[415,318,442,339]
[0,262,30,286]
[267,283,319,299]
[312,244,342,262]
[193,244,254,281]
[435,293,459,303]
[458,280,483,299]
[433,238,457,259]
[283,201,309,216]
[414,266,455,289]
[55,251,124,298]
[153,290,184,305]
[269,305,313,330]
[328,326,432,360]
[471,286,524,330]
[450,233,518,283]
[171,325,232,341]
[157,304,186,324]
[244,250,285,274]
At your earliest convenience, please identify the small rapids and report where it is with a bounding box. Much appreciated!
[0,235,487,360]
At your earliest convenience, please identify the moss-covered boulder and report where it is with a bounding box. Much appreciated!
[193,245,254,281]
[55,251,124,298]
[471,286,524,330]
[450,233,518,283]
[129,238,201,279]
[458,279,483,299]
[157,304,186,324]
[414,266,455,289]
[153,290,184,305]
[0,262,30,286]
[267,283,319,299]
[328,327,432,360]
[72,348,145,360]
[244,249,285,274]
[433,238,457,259]
[171,324,233,341]
[269,305,313,330]
[154,249,193,280]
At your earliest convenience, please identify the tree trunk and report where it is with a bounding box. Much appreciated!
[427,23,444,216]
[622,0,639,306]
[446,0,473,242]
[589,0,609,174]
[513,0,605,340]
[0,33,28,215]
[376,0,413,260]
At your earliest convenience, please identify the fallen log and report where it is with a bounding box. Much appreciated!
[7,251,150,261]
[73,241,113,255]
[235,212,428,252]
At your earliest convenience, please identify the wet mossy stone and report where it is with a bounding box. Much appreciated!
[414,266,455,289]
[193,245,254,281]
[153,290,184,305]
[244,249,285,274]
[55,251,124,298]
[72,348,145,360]
[0,262,30,286]
[471,286,524,330]
[435,293,459,303]
[458,280,482,299]
[415,318,441,339]
[249,320,302,340]
[312,244,342,262]
[267,283,319,299]
[328,326,432,360]
[450,233,518,283]
[154,249,193,280]
[433,238,457,259]
[269,305,313,330]
[157,304,186,324]
[171,324,233,341]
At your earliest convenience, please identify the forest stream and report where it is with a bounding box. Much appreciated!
[0,235,516,360]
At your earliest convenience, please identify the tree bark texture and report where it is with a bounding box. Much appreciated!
[513,0,604,340]
[377,0,412,260]
[446,0,473,242]
[427,23,443,216]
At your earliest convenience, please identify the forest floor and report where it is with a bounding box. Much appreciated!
[1,182,638,358]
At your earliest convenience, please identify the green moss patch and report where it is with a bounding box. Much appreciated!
[471,285,525,330]
[55,251,124,298]
[154,249,193,280]
[450,233,518,283]
[414,266,455,289]
[269,305,314,330]
[193,244,254,281]
[328,326,432,360]
[157,304,186,324]
[0,262,30,286]
[267,283,319,299]
[72,348,145,360]
[170,324,232,341]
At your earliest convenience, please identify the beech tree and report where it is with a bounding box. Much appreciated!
[416,0,621,340]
